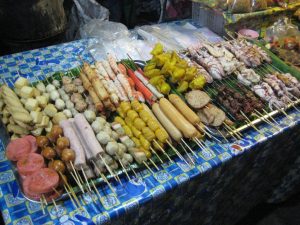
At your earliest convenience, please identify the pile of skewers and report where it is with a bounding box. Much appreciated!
[1,36,300,212]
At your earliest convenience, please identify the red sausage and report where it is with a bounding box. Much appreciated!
[24,135,38,153]
[28,168,59,194]
[6,138,31,161]
[17,153,45,176]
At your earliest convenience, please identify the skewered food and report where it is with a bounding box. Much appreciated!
[185,90,211,109]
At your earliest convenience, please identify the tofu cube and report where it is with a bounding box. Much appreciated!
[30,111,43,124]
[20,86,34,99]
[36,115,49,128]
[36,95,48,108]
[32,88,41,97]
[25,98,38,111]
[15,77,29,89]
[44,104,57,118]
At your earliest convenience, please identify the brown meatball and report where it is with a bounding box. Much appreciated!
[61,148,76,162]
[36,136,49,148]
[56,137,70,149]
[49,160,66,174]
[41,147,56,159]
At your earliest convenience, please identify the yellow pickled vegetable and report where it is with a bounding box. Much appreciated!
[176,80,189,93]
[161,61,174,75]
[151,43,163,56]
[184,67,197,81]
[117,108,125,118]
[176,59,188,68]
[125,116,133,126]
[133,118,146,131]
[155,128,169,143]
[149,76,164,86]
[123,125,133,137]
[172,67,185,80]
[127,110,139,121]
[144,63,156,71]
[155,54,170,67]
[144,69,160,78]
[189,76,206,89]
[142,127,156,142]
[114,116,125,126]
[130,125,142,138]
[120,102,131,114]
[131,100,143,112]
[140,136,150,150]
[160,82,171,95]
[147,119,160,132]
[131,137,141,147]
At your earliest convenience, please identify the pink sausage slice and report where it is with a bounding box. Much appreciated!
[24,135,38,153]
[28,168,59,194]
[17,153,45,176]
[6,138,31,161]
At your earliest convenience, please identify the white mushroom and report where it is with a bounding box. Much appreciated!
[84,110,96,123]
[91,120,104,133]
[61,94,70,102]
[96,131,111,145]
[63,109,72,118]
[55,98,65,111]
[111,131,119,140]
[36,82,46,93]
[106,141,119,156]
[50,90,60,101]
[123,153,133,163]
[70,108,79,116]
[52,80,61,88]
[46,84,56,93]
[66,100,74,109]
[118,143,127,153]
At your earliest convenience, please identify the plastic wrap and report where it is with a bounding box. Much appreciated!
[65,0,109,41]
[78,20,130,41]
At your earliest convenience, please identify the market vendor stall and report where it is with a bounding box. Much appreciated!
[0,22,300,225]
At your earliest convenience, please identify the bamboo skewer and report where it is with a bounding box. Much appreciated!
[143,161,155,174]
[150,147,164,164]
[81,166,92,192]
[40,198,45,214]
[116,157,131,181]
[153,140,174,163]
[181,138,199,159]
[179,142,195,165]
[91,160,116,194]
[149,158,160,171]
[166,140,190,166]
[240,111,264,136]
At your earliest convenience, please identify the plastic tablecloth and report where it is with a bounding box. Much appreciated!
[0,39,300,225]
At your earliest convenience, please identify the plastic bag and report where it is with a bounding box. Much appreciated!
[228,0,252,13]
[265,17,299,42]
[78,20,129,41]
[251,0,268,11]
[65,0,109,41]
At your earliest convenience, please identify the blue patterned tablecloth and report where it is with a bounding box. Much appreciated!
[0,39,300,225]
